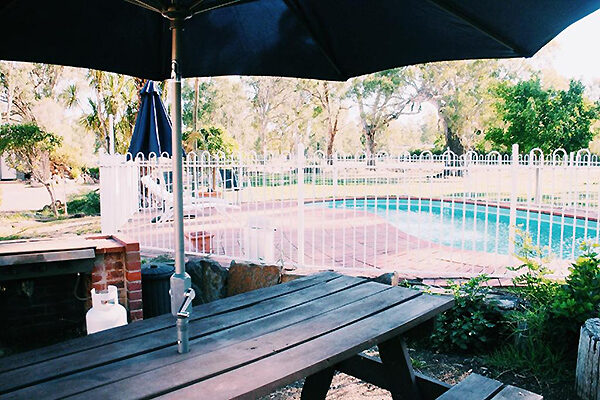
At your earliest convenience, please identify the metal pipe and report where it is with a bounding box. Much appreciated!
[169,7,193,354]
[171,14,184,278]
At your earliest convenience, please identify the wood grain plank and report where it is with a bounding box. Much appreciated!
[0,273,358,393]
[491,385,543,400]
[0,271,340,374]
[378,336,421,399]
[437,373,503,400]
[5,280,387,399]
[63,286,421,400]
[155,293,453,400]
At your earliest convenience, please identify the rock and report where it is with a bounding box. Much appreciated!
[186,257,228,305]
[281,273,303,283]
[485,293,520,310]
[371,272,400,286]
[228,261,282,296]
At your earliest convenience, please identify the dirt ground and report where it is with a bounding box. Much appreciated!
[263,346,576,400]
[0,212,100,240]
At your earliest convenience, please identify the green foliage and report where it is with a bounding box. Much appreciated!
[0,123,61,161]
[486,78,599,154]
[548,244,600,340]
[508,230,559,305]
[432,275,500,352]
[182,79,216,131]
[187,126,236,155]
[67,190,100,216]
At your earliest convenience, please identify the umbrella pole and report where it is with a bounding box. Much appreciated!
[168,10,193,354]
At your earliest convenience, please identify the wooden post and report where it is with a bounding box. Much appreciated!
[576,318,600,400]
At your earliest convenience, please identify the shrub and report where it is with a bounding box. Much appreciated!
[432,275,502,352]
[548,244,600,345]
[507,230,559,306]
[67,190,100,215]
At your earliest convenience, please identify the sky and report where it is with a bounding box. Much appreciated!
[548,9,600,82]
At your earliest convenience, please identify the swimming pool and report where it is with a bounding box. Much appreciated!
[322,198,599,258]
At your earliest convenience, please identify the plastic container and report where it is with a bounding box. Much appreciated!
[142,262,175,318]
[86,285,128,334]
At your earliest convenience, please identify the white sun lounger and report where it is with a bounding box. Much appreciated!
[140,175,238,223]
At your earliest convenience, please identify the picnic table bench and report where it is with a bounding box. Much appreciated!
[0,271,463,399]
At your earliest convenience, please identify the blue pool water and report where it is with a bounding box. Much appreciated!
[323,199,599,258]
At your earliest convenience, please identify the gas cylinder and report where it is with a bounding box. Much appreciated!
[85,285,128,334]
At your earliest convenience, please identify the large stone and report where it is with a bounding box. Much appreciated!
[227,261,282,296]
[370,271,400,286]
[186,257,228,305]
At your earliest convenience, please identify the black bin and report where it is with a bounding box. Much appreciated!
[141,262,174,318]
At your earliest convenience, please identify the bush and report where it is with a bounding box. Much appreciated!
[432,275,502,352]
[83,166,99,180]
[548,244,600,345]
[67,190,100,215]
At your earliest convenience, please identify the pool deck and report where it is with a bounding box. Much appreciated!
[124,199,573,286]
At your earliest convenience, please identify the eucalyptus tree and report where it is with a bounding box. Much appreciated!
[347,68,419,158]
[246,76,297,153]
[298,79,348,158]
[414,60,508,154]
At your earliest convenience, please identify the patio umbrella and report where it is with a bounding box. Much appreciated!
[128,80,174,157]
[0,0,598,354]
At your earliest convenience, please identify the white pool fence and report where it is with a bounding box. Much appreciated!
[99,144,600,275]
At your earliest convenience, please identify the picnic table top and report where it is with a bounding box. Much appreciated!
[0,271,453,400]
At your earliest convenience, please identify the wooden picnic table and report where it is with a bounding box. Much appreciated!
[0,271,454,400]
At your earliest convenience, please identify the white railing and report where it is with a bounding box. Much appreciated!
[100,145,600,276]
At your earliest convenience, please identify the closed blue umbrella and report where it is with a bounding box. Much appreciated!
[128,81,173,157]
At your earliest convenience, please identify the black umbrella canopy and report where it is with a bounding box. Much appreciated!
[1,0,599,81]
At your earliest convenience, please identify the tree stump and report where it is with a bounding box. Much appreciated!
[576,318,600,400]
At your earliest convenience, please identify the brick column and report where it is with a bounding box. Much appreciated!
[86,235,143,321]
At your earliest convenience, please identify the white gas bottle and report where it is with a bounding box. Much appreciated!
[86,285,128,334]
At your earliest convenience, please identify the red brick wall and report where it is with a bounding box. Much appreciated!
[87,236,143,321]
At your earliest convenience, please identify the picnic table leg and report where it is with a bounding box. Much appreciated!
[378,335,422,400]
[300,367,335,400]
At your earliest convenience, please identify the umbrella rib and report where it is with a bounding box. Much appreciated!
[190,0,256,16]
[123,0,165,14]
[426,0,529,56]
[282,0,345,79]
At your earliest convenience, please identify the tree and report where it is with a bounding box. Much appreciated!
[246,77,297,153]
[486,78,599,154]
[0,62,63,123]
[299,80,348,158]
[415,60,507,154]
[347,68,418,157]
[64,71,143,153]
[0,123,62,216]
[182,78,216,136]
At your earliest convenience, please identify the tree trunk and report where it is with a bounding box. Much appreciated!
[193,78,199,132]
[445,125,464,155]
[576,318,600,400]
[44,182,59,217]
[365,128,376,166]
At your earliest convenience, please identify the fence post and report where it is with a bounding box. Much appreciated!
[297,142,305,266]
[508,143,519,255]
[99,151,116,234]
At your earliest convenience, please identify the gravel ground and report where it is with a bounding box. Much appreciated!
[263,346,576,400]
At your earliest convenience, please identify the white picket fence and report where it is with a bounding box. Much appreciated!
[99,145,600,276]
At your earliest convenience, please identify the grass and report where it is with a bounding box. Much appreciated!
[484,342,570,384]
